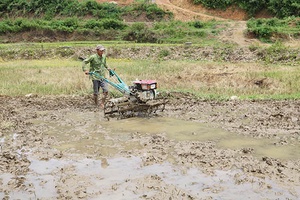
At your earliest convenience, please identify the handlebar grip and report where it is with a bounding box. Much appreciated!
[109,70,115,77]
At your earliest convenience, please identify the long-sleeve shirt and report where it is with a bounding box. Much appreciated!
[82,54,108,80]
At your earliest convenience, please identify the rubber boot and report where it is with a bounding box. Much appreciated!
[100,93,108,109]
[93,94,99,106]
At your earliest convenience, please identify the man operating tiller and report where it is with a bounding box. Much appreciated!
[82,44,110,108]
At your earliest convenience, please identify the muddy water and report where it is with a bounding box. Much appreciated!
[0,157,293,199]
[102,117,300,160]
[1,155,296,199]
[2,110,299,199]
[40,112,300,160]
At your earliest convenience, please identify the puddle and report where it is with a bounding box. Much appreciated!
[2,112,300,199]
[29,112,300,160]
[102,117,300,160]
[1,156,298,199]
[219,137,300,160]
[103,117,229,141]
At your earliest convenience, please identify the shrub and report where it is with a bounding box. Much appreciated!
[49,18,79,32]
[122,1,173,21]
[84,19,103,30]
[268,0,300,18]
[247,17,300,41]
[247,18,276,41]
[237,0,268,17]
[122,22,157,43]
[101,19,127,30]
[0,20,14,33]
[193,0,233,9]
[14,18,40,31]
[158,49,170,57]
[189,21,205,29]
[192,0,300,18]
[91,3,121,20]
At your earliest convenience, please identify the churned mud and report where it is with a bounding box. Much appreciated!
[0,94,300,199]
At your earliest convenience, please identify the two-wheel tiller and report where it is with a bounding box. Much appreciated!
[89,70,167,119]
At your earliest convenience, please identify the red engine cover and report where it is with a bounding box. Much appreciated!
[133,80,157,91]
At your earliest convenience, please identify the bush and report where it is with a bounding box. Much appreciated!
[237,0,268,17]
[144,4,169,20]
[268,0,300,18]
[158,49,170,58]
[49,18,79,32]
[91,3,121,19]
[0,18,46,33]
[14,18,40,31]
[192,0,300,18]
[122,1,173,21]
[247,17,300,42]
[189,21,205,29]
[101,19,127,30]
[122,22,157,43]
[0,20,14,33]
[193,0,233,9]
[247,18,275,41]
[84,19,103,30]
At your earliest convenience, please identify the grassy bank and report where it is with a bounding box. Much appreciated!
[1,58,300,100]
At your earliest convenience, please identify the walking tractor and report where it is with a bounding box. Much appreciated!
[89,70,167,119]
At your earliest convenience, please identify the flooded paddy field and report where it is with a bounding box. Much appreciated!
[0,95,299,199]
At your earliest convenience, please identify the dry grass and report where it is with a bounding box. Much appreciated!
[0,59,90,95]
[0,58,299,99]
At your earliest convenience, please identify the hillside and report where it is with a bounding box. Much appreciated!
[0,0,298,47]
[95,0,298,48]
[96,0,249,21]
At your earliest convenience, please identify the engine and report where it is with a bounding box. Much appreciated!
[131,80,158,102]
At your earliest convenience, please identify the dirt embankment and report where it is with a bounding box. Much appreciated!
[1,45,299,66]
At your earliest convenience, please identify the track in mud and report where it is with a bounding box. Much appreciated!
[0,95,300,199]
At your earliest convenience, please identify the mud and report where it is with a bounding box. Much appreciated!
[0,94,300,199]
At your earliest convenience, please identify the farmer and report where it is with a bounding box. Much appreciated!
[82,44,110,108]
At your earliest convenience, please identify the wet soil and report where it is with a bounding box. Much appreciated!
[1,1,299,199]
[1,94,299,199]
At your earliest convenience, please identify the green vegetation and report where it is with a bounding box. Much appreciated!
[0,17,128,34]
[0,0,172,20]
[0,17,224,44]
[247,17,300,42]
[0,0,299,43]
[1,0,298,20]
[0,0,174,43]
[193,0,300,18]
